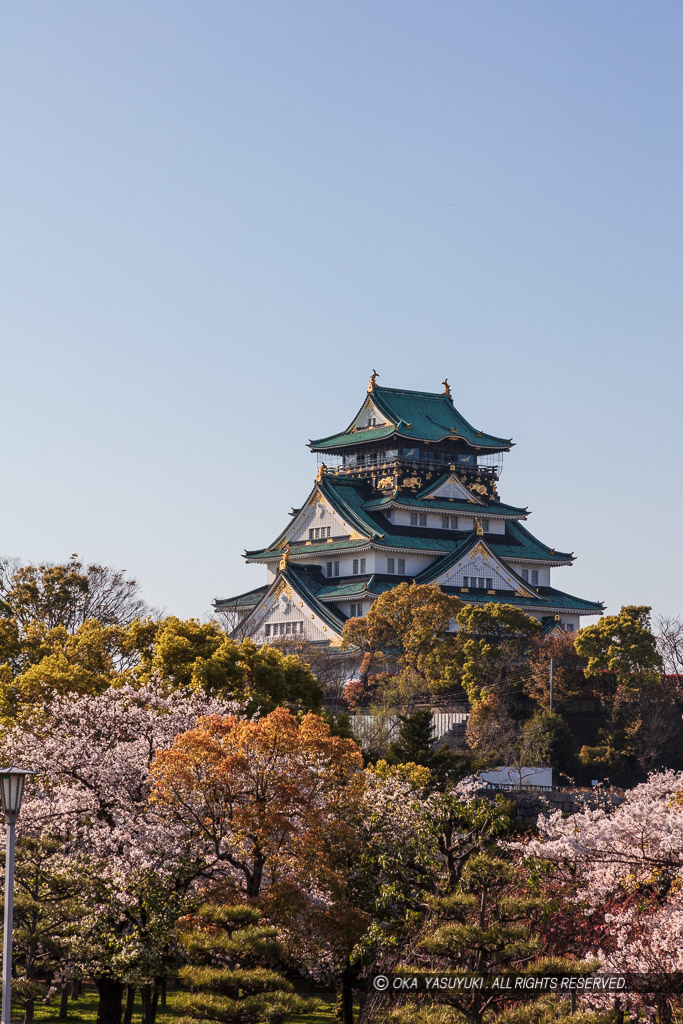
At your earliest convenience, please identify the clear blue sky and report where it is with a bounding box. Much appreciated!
[2,2,682,623]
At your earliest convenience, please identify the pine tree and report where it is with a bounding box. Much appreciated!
[387,709,461,779]
[175,898,314,1024]
[368,854,615,1024]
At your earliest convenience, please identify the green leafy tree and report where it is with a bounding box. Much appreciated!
[342,584,461,688]
[448,604,541,705]
[175,897,314,1024]
[0,555,151,629]
[520,710,577,779]
[0,617,156,720]
[145,619,323,713]
[575,606,662,687]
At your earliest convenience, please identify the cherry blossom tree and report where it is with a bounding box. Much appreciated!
[519,770,683,1023]
[0,682,239,1024]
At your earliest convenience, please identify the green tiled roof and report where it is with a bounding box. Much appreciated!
[281,566,347,633]
[309,385,512,452]
[439,586,604,614]
[318,476,387,538]
[247,522,570,565]
[214,584,269,610]
[486,521,573,563]
[314,575,399,601]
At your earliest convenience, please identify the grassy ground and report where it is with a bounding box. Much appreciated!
[28,986,339,1024]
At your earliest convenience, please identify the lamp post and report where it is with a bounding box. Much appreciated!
[0,767,34,1024]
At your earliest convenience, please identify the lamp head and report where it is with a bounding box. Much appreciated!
[0,766,36,823]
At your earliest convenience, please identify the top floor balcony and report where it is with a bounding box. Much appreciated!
[318,448,503,479]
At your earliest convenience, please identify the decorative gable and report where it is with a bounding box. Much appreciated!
[240,577,339,643]
[431,541,536,596]
[421,474,481,503]
[349,397,393,432]
[275,490,359,546]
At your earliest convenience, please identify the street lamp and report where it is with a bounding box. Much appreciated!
[0,767,35,1024]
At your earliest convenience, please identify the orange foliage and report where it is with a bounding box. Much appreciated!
[150,707,363,897]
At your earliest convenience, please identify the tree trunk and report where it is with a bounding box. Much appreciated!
[159,978,166,1010]
[123,986,136,1024]
[656,994,672,1024]
[59,986,69,1021]
[95,977,125,1024]
[141,983,160,1024]
[341,965,354,1024]
[23,996,35,1024]
[71,979,82,1000]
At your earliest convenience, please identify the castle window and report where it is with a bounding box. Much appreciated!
[334,561,340,576]
[353,559,359,575]
[387,558,395,574]
[482,520,490,533]
[418,513,427,527]
[486,578,493,589]
[410,512,418,526]
[360,557,367,573]
[350,603,364,617]
[265,624,271,637]
[398,558,406,575]
[326,561,333,577]
[441,515,450,529]
[521,569,529,582]
[309,529,314,540]
[531,569,539,586]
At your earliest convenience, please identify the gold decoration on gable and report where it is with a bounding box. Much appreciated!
[348,529,365,540]
[378,476,394,489]
[469,542,490,562]
[402,477,421,489]
[470,483,487,496]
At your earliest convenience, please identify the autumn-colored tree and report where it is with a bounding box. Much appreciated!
[449,603,541,705]
[465,693,518,762]
[526,630,589,709]
[341,583,461,688]
[150,707,363,898]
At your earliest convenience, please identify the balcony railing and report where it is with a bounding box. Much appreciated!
[323,453,499,477]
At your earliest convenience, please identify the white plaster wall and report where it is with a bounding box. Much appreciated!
[294,550,434,579]
[507,563,551,586]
